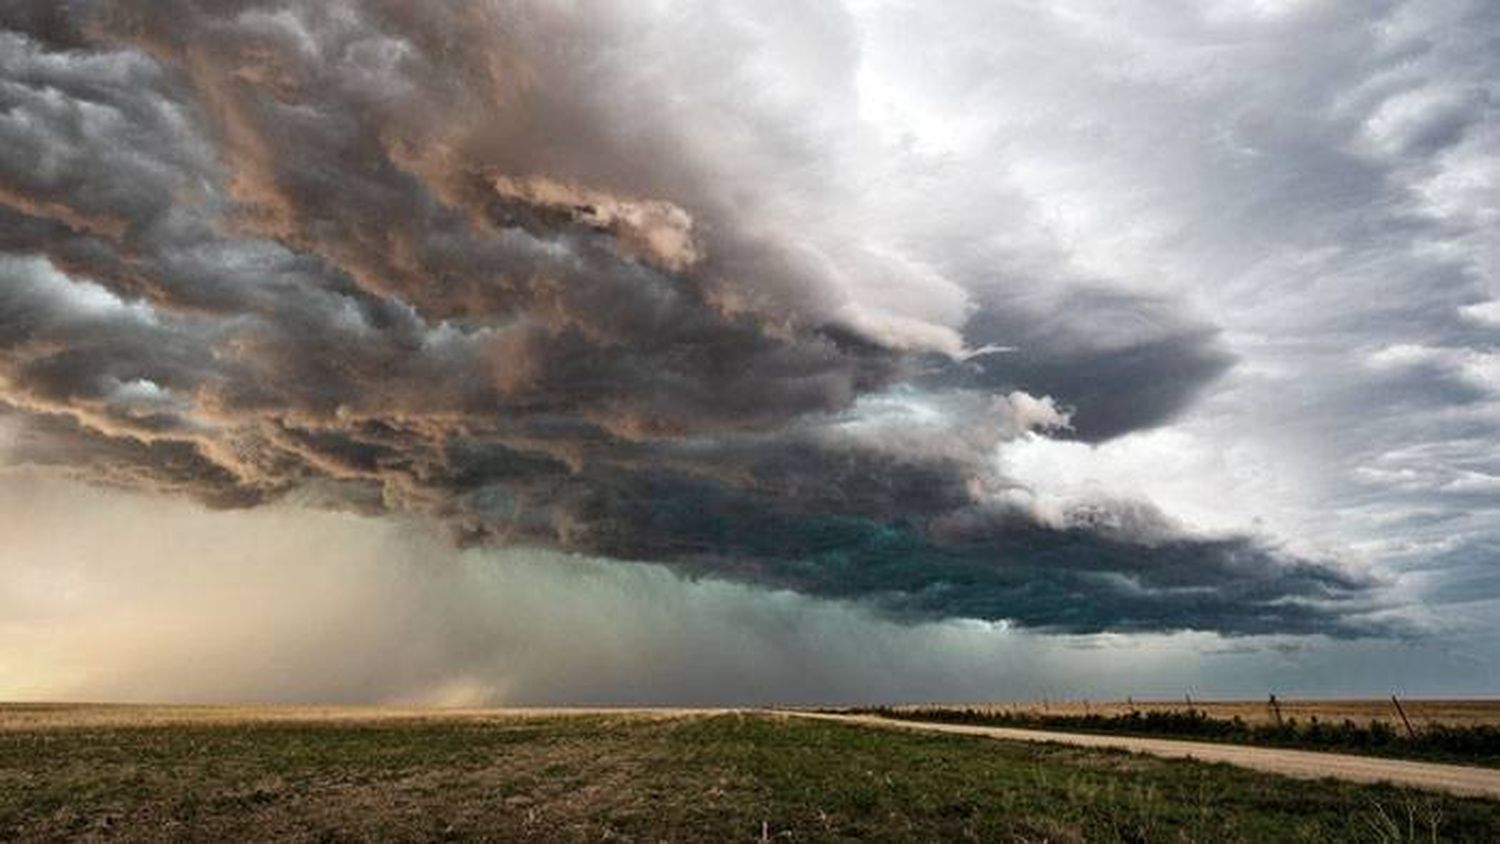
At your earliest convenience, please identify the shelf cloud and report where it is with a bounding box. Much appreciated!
[4,0,1494,660]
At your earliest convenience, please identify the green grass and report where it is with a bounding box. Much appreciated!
[1,712,1497,841]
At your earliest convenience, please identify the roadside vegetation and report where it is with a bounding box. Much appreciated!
[2,707,1499,841]
[842,706,1500,768]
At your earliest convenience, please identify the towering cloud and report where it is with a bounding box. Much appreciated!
[0,0,1406,637]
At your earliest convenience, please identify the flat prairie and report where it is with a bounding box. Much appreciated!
[3,703,1500,842]
[0,702,708,731]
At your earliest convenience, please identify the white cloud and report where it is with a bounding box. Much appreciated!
[1461,301,1500,327]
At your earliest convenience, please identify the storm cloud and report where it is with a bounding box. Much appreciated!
[4,0,1486,645]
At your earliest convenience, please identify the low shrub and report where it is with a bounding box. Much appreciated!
[837,705,1500,765]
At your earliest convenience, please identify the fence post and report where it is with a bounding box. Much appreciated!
[1391,694,1416,739]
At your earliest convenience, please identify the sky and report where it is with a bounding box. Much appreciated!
[0,0,1496,704]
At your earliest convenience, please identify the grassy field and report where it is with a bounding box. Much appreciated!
[887,699,1500,729]
[845,700,1500,767]
[3,705,1500,841]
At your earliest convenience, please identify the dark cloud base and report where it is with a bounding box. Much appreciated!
[0,0,1385,637]
[565,472,1381,636]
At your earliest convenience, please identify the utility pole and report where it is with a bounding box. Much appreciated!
[1391,694,1416,739]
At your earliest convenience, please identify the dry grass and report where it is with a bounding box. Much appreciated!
[3,704,1499,841]
[0,703,714,732]
[892,698,1500,729]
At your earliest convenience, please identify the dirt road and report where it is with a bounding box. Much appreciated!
[777,710,1500,800]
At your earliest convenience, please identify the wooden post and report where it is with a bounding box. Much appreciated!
[1391,695,1416,739]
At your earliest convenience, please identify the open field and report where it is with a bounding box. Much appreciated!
[790,711,1500,800]
[3,705,1500,842]
[0,703,712,731]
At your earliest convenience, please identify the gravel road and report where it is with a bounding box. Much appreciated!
[777,710,1500,800]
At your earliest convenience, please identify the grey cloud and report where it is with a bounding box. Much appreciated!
[6,476,1467,705]
[926,288,1236,442]
[0,1,1392,637]
[0,0,94,50]
[552,471,1386,636]
[858,0,1498,609]
[1412,540,1500,612]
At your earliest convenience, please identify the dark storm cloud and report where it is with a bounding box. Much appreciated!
[529,469,1383,636]
[0,0,93,50]
[926,288,1236,442]
[0,1,1383,636]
